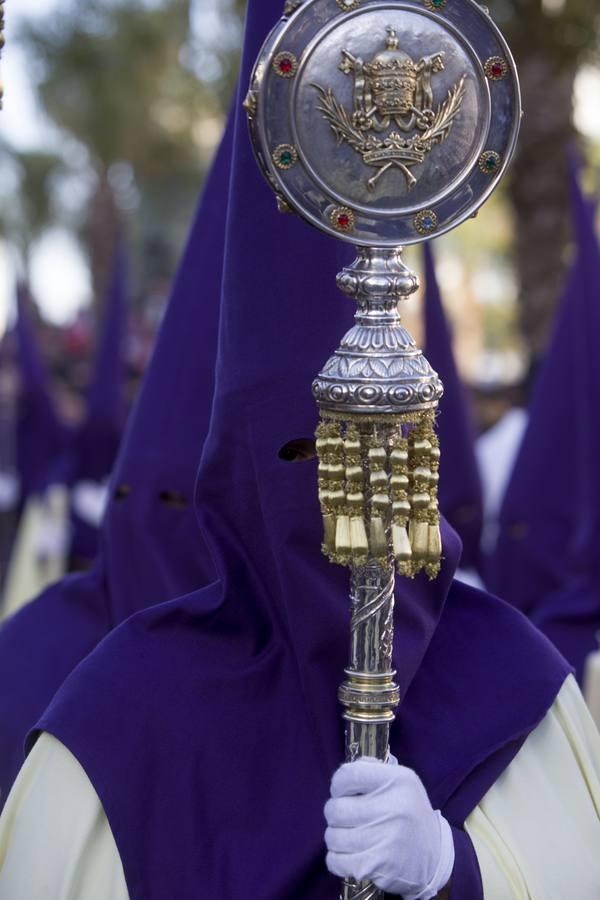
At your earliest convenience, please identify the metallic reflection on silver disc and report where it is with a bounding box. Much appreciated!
[293,8,489,216]
[247,0,520,246]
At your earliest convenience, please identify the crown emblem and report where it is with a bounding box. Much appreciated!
[362,27,419,117]
[314,27,466,190]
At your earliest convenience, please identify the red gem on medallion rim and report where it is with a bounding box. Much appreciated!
[273,51,298,78]
[484,56,508,80]
[330,206,355,232]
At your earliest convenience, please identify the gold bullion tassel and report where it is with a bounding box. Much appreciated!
[408,422,433,575]
[368,431,390,566]
[317,413,442,579]
[426,431,442,578]
[316,422,336,556]
[390,430,413,577]
[345,425,368,566]
[329,423,351,564]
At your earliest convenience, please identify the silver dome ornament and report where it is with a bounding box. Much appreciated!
[247,3,519,896]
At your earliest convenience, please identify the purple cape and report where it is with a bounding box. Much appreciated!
[35,5,569,898]
[0,120,233,802]
[423,245,483,572]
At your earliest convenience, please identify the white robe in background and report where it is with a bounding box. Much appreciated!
[71,480,110,529]
[0,473,19,514]
[584,650,600,731]
[0,485,69,623]
[0,676,598,899]
[476,407,528,554]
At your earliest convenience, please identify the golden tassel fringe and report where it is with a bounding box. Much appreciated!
[315,412,442,579]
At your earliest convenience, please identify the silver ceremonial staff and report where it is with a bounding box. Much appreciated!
[247,2,519,896]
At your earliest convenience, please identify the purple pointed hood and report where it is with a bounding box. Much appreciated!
[487,160,596,626]
[0,118,233,801]
[529,162,600,680]
[0,332,16,476]
[67,241,129,563]
[13,286,69,500]
[34,5,568,900]
[424,244,483,572]
[81,238,128,476]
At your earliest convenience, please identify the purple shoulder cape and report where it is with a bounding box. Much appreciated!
[35,547,568,900]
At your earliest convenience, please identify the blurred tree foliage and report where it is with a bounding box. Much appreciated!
[492,0,600,357]
[17,0,242,303]
[0,148,65,274]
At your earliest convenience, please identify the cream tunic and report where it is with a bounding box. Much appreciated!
[1,486,69,622]
[476,407,528,555]
[0,675,599,899]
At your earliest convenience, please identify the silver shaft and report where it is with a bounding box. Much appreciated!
[339,563,399,900]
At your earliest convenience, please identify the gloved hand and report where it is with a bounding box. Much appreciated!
[324,756,454,900]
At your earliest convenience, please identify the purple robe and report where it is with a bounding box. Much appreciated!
[33,6,569,898]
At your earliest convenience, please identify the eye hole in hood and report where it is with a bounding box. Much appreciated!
[278,438,317,463]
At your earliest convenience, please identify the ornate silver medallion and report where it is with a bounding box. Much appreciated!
[247,0,520,246]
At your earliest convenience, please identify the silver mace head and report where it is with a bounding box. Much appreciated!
[246,0,520,422]
[313,246,443,418]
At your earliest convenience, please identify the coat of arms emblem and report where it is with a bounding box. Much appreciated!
[313,27,466,190]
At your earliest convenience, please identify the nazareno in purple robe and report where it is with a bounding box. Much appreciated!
[527,163,600,681]
[423,244,483,574]
[0,116,234,804]
[488,160,600,681]
[13,285,71,505]
[67,240,129,566]
[33,4,569,898]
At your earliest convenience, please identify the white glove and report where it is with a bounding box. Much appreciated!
[324,756,454,900]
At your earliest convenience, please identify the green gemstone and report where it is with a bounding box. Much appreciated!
[280,151,293,165]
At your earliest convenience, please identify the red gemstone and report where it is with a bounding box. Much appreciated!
[279,57,293,73]
[338,214,350,228]
[491,62,504,77]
